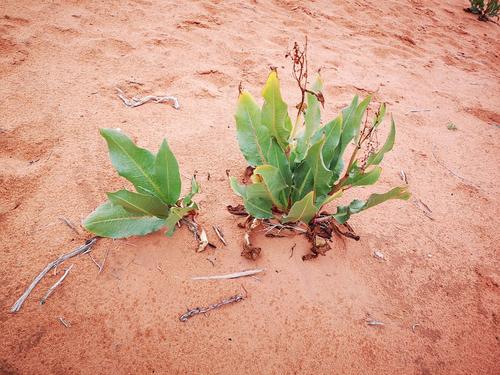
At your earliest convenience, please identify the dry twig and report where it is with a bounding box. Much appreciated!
[179,292,245,322]
[116,88,180,109]
[192,268,264,281]
[213,225,227,246]
[40,264,74,305]
[58,317,71,328]
[59,217,80,235]
[10,238,98,313]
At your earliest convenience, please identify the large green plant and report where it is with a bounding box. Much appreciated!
[84,129,199,238]
[230,69,409,256]
[465,0,499,20]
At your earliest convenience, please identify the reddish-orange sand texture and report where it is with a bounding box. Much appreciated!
[1,0,499,374]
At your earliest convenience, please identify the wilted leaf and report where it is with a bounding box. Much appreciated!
[261,70,292,150]
[242,232,261,260]
[107,190,170,218]
[155,139,181,205]
[226,204,247,216]
[197,228,209,252]
[282,191,318,224]
[83,201,165,238]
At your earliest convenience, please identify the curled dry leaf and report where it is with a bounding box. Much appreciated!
[197,228,209,252]
[227,204,248,216]
[242,232,261,260]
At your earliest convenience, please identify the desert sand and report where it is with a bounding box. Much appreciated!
[1,0,499,374]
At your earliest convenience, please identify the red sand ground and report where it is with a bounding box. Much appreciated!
[1,0,499,374]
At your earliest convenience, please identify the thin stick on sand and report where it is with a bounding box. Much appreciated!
[191,268,264,281]
[10,237,98,313]
[40,264,74,305]
[116,88,180,109]
[179,293,245,322]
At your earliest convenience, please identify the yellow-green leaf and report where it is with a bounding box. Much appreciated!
[282,191,318,224]
[261,70,292,150]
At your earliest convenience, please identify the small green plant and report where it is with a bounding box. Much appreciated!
[229,44,410,260]
[84,129,199,238]
[465,0,499,21]
[447,122,458,131]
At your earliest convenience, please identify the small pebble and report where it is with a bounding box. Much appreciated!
[373,251,385,260]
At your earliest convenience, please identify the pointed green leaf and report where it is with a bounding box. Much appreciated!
[164,206,193,236]
[363,186,411,210]
[366,117,396,166]
[282,191,318,224]
[265,137,292,187]
[230,176,247,197]
[155,139,181,205]
[318,114,342,167]
[332,186,410,224]
[329,96,371,183]
[254,164,289,210]
[235,91,271,166]
[100,129,167,200]
[183,176,200,207]
[107,190,170,218]
[343,166,382,188]
[261,70,292,150]
[83,201,165,238]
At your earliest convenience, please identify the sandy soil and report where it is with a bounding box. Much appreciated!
[1,0,499,373]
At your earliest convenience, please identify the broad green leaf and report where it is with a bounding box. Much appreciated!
[304,75,323,135]
[100,129,166,200]
[155,139,181,205]
[282,191,318,224]
[332,186,410,224]
[254,164,289,210]
[235,91,270,166]
[229,178,273,219]
[366,117,396,166]
[230,176,247,197]
[107,190,170,218]
[291,137,332,203]
[183,176,200,207]
[83,201,165,238]
[164,206,193,236]
[261,70,292,150]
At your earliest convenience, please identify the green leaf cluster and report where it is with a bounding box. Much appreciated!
[84,129,199,238]
[466,0,499,20]
[232,71,410,225]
